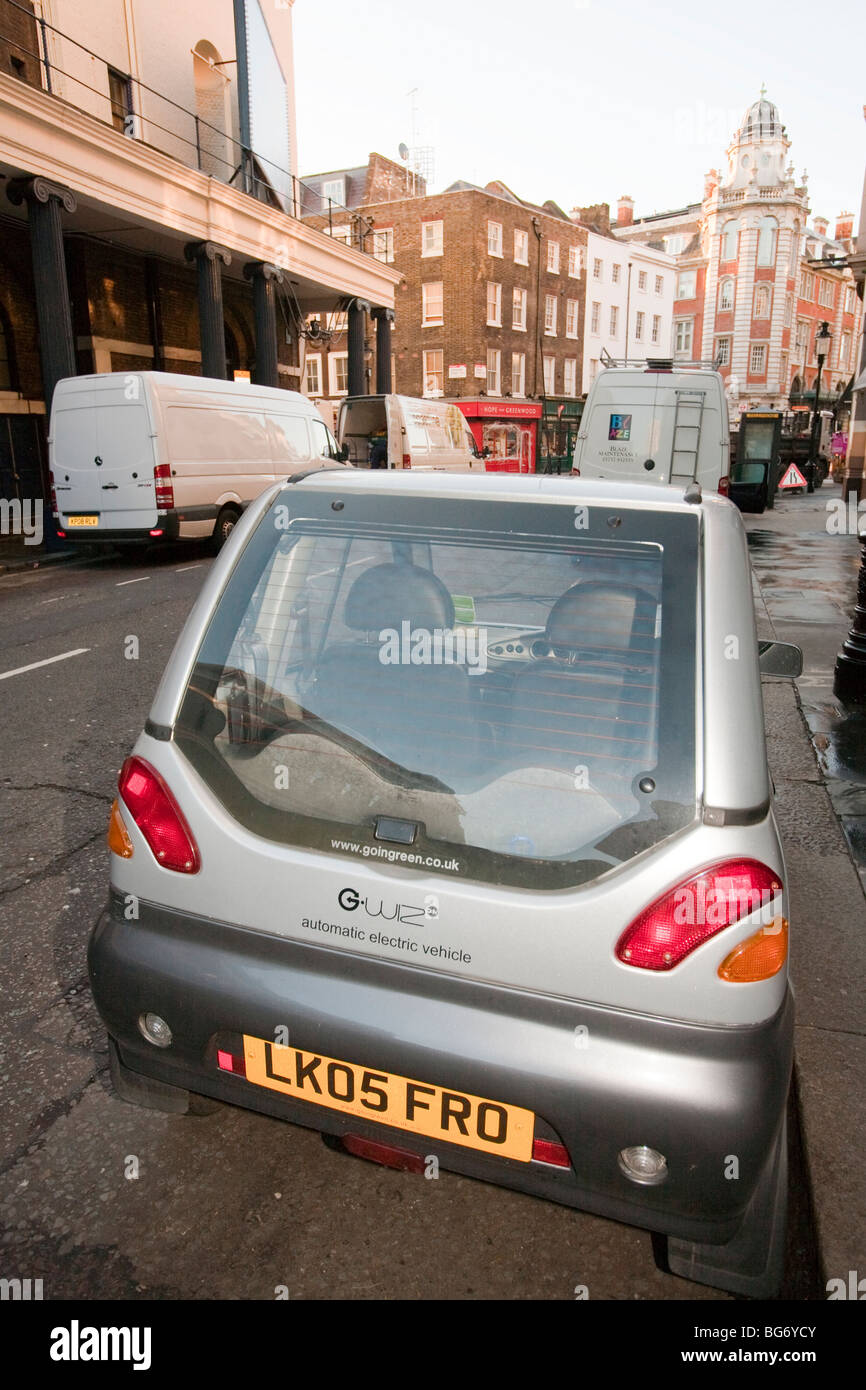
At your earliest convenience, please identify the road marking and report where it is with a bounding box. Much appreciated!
[41,595,67,604]
[0,648,90,682]
[116,576,150,587]
[176,564,203,573]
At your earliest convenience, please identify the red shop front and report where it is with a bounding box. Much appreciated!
[451,399,543,472]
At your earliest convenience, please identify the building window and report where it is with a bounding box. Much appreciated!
[635,310,644,342]
[674,319,693,357]
[756,217,778,268]
[326,224,352,245]
[799,270,814,301]
[321,177,345,209]
[664,234,686,254]
[421,220,443,257]
[564,358,577,396]
[715,337,730,366]
[677,270,696,300]
[749,343,767,375]
[779,351,788,388]
[108,68,133,134]
[637,270,647,292]
[542,355,555,394]
[817,278,835,309]
[611,263,621,284]
[839,332,851,368]
[589,358,599,382]
[547,240,560,273]
[486,348,501,395]
[754,284,771,318]
[329,352,349,395]
[544,294,557,335]
[795,320,809,359]
[304,353,321,395]
[488,221,503,257]
[372,227,394,263]
[592,258,603,280]
[565,299,579,338]
[784,293,793,327]
[487,282,502,326]
[845,287,855,314]
[590,301,601,335]
[654,274,664,295]
[325,311,348,333]
[721,220,740,262]
[514,228,529,264]
[422,281,443,326]
[719,278,734,311]
[568,246,581,277]
[511,351,526,397]
[609,305,619,336]
[423,349,444,398]
[512,287,527,331]
[651,314,660,344]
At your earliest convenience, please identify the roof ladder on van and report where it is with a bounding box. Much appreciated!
[670,389,706,484]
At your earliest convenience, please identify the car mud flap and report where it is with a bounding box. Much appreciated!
[108,1036,191,1115]
[660,1112,788,1298]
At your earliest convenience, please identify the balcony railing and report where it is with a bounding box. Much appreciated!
[1,0,369,247]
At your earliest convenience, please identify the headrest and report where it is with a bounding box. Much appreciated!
[546,582,652,651]
[344,563,456,633]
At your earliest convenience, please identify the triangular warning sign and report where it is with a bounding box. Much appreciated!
[778,462,808,490]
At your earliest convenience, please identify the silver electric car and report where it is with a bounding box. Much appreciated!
[89,470,801,1297]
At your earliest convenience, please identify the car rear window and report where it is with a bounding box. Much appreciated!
[175,488,698,888]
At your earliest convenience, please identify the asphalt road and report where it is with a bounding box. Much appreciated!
[0,541,820,1301]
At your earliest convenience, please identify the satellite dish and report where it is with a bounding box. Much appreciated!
[398,142,409,161]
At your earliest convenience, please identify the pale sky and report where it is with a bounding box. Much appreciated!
[293,0,864,232]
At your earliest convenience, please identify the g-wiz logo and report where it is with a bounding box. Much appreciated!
[50,1320,152,1370]
[338,887,438,925]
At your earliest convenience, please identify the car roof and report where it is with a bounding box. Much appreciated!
[288,469,720,516]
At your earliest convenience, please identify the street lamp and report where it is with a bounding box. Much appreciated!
[807,321,831,492]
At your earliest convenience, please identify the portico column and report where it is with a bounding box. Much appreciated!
[348,298,371,397]
[371,307,395,393]
[244,261,284,389]
[184,240,232,380]
[6,176,77,411]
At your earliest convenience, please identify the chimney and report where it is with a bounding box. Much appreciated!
[835,211,854,242]
[616,195,634,227]
[813,215,829,238]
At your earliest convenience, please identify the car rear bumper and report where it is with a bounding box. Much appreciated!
[88,891,793,1245]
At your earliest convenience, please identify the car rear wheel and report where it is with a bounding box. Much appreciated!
[652,1110,788,1298]
[213,506,240,551]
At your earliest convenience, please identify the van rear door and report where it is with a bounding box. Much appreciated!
[54,395,158,533]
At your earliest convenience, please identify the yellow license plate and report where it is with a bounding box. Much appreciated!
[66,515,98,527]
[243,1035,534,1162]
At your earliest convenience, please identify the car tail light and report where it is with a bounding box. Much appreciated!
[107,798,133,859]
[49,469,58,515]
[532,1137,570,1167]
[118,756,200,873]
[340,1134,426,1173]
[718,917,788,982]
[149,528,164,537]
[153,462,174,509]
[718,475,730,497]
[402,453,412,468]
[217,1049,247,1076]
[615,860,782,971]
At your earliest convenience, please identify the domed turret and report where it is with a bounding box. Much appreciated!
[737,96,783,142]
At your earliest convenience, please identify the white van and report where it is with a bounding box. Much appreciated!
[50,372,346,547]
[573,362,731,495]
[336,394,482,472]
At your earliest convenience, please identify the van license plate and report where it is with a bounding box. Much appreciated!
[66,515,98,527]
[243,1035,534,1162]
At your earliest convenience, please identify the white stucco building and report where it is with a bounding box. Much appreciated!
[580,231,676,392]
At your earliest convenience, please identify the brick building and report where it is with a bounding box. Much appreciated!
[613,96,862,421]
[301,155,590,463]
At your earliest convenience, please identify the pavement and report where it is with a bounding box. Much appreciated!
[744,479,866,1294]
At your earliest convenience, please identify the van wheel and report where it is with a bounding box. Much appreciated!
[213,507,240,551]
